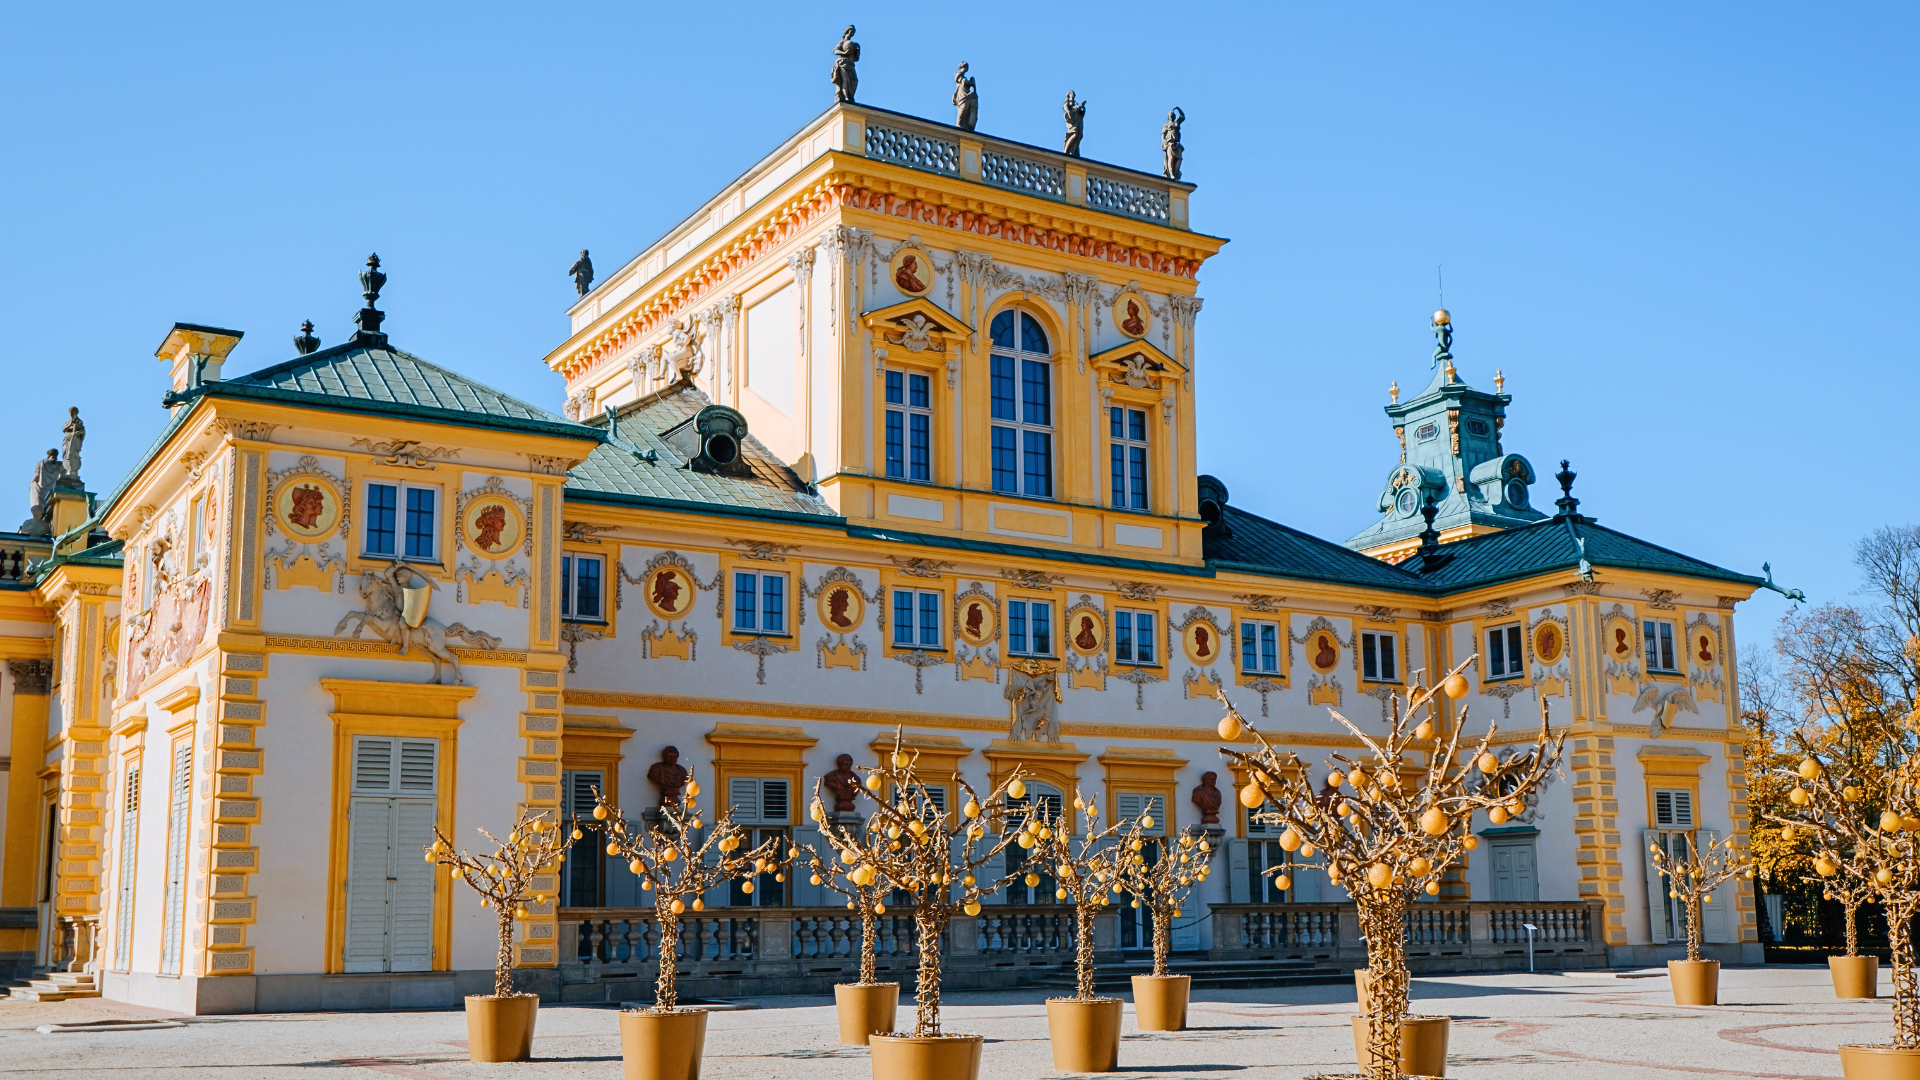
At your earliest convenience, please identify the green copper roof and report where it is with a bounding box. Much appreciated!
[204,337,598,441]
[1206,506,1428,592]
[565,380,837,520]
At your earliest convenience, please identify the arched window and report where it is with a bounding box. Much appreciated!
[989,311,1053,498]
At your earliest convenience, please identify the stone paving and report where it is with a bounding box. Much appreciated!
[0,965,1897,1078]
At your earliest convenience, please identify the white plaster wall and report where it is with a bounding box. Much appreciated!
[248,654,527,976]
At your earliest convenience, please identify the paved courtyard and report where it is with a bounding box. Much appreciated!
[0,966,1896,1078]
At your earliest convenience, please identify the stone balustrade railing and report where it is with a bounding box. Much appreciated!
[1210,899,1607,971]
[553,904,1111,1002]
[0,534,51,584]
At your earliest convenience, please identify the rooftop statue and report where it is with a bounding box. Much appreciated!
[953,62,977,131]
[829,26,860,104]
[1162,106,1186,180]
[21,449,61,536]
[569,249,594,298]
[60,406,84,483]
[1062,91,1087,157]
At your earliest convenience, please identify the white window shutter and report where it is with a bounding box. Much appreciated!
[1227,838,1250,903]
[729,778,760,825]
[113,765,140,971]
[390,799,438,971]
[343,796,395,973]
[160,741,192,976]
[1117,793,1143,823]
[344,737,439,972]
[925,785,946,815]
[1643,829,1670,945]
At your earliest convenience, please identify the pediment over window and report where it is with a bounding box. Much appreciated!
[1090,339,1185,390]
[860,298,972,354]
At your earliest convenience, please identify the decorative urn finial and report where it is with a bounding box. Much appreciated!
[1494,368,1505,394]
[1554,459,1581,517]
[294,320,320,356]
[353,254,387,339]
[1389,380,1400,404]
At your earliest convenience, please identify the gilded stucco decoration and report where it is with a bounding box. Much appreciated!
[1600,604,1641,695]
[953,583,1000,649]
[1294,616,1350,676]
[893,646,946,692]
[125,511,213,698]
[454,476,534,608]
[1064,595,1107,658]
[350,438,458,470]
[1686,612,1726,704]
[1232,593,1285,613]
[727,538,800,562]
[1184,667,1223,700]
[732,636,790,685]
[264,456,349,593]
[1114,666,1164,711]
[333,563,502,685]
[1004,657,1062,741]
[1111,286,1153,341]
[620,550,717,660]
[1642,588,1680,610]
[887,238,936,298]
[805,566,880,672]
[1173,605,1229,668]
[1529,608,1571,698]
[562,521,618,545]
[1000,567,1064,591]
[888,555,953,579]
[1111,580,1167,602]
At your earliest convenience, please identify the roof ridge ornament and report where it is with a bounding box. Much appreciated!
[353,253,387,343]
[294,320,320,356]
[1553,459,1580,518]
[1431,308,1452,370]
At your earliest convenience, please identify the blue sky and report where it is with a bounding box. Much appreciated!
[4,4,1913,639]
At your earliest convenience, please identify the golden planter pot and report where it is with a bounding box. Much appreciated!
[1831,956,1880,999]
[1351,1015,1450,1078]
[1131,974,1191,1032]
[1840,1044,1920,1079]
[1046,997,1123,1072]
[833,982,900,1045]
[870,1033,984,1080]
[619,1007,710,1080]
[1668,959,1720,1006]
[1354,967,1372,1011]
[464,994,537,1062]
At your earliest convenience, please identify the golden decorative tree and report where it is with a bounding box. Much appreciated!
[589,783,786,1012]
[1113,818,1213,978]
[1024,789,1131,999]
[1217,660,1562,1080]
[810,731,1026,1037]
[1649,832,1750,962]
[798,799,896,987]
[428,808,570,998]
[1772,749,1920,1048]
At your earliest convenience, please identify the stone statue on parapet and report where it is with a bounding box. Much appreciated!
[953,62,978,131]
[569,249,594,298]
[60,407,85,483]
[1062,92,1087,157]
[1161,107,1185,180]
[21,449,62,536]
[830,26,860,104]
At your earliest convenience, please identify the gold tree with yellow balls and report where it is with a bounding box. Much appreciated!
[809,730,1027,1037]
[1113,818,1213,978]
[1023,789,1133,1000]
[1648,832,1751,962]
[428,808,570,998]
[798,795,896,987]
[1216,659,1562,1080]
[1772,749,1920,1049]
[588,783,787,1012]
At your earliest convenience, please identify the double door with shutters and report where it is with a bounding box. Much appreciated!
[343,737,439,973]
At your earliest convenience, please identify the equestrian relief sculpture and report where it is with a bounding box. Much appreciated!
[334,562,502,684]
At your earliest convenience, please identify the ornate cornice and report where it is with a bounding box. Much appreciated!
[555,169,1211,382]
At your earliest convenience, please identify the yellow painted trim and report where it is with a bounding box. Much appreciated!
[705,722,816,827]
[157,685,202,713]
[1099,746,1187,835]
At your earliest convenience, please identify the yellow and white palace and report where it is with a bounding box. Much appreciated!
[0,83,1773,1014]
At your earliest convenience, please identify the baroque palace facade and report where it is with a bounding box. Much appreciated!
[0,91,1772,1014]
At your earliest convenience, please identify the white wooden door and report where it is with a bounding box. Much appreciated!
[342,737,438,973]
[159,741,192,976]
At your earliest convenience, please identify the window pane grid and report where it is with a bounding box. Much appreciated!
[366,484,397,556]
[1109,407,1150,511]
[1008,599,1052,656]
[988,312,1054,498]
[885,369,934,483]
[404,488,435,559]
